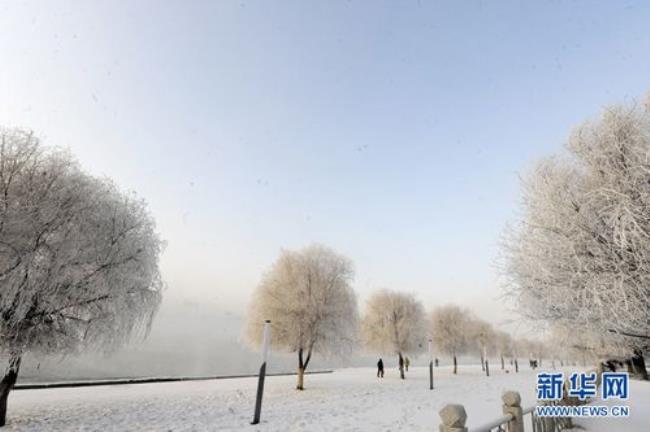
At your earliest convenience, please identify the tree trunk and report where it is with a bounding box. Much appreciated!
[453,355,457,375]
[480,353,485,371]
[631,350,648,380]
[296,348,312,390]
[296,367,305,390]
[514,358,519,373]
[398,352,405,379]
[485,359,489,377]
[0,355,21,427]
[500,355,504,370]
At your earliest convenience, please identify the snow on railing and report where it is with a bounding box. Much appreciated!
[467,405,547,432]
[468,412,513,432]
[438,392,570,432]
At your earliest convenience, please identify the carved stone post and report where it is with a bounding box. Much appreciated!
[502,391,524,432]
[438,404,468,432]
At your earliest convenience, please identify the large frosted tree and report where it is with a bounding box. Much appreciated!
[430,304,470,374]
[0,129,164,425]
[361,290,426,379]
[245,244,358,390]
[503,96,650,377]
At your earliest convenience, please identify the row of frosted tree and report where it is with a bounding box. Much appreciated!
[245,244,551,390]
[501,93,650,379]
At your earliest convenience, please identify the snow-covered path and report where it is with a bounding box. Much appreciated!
[3,365,647,431]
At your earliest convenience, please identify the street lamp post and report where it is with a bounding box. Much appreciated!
[251,320,271,425]
[428,339,434,390]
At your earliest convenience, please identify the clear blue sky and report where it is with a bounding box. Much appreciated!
[2,1,650,326]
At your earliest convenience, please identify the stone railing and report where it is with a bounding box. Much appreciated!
[439,366,603,432]
[437,391,572,432]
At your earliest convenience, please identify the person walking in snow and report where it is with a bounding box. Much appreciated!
[377,358,384,378]
[404,356,410,372]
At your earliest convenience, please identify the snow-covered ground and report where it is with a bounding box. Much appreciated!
[3,365,648,431]
[570,378,648,432]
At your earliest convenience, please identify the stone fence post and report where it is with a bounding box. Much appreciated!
[502,391,524,432]
[438,404,468,432]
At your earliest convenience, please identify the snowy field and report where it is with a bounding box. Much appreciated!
[3,365,648,431]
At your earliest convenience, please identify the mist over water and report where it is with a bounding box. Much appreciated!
[19,300,259,382]
[16,300,361,383]
[17,299,486,383]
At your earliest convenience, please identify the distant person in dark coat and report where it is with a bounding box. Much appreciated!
[377,358,384,378]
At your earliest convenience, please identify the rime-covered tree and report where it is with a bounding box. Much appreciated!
[514,338,546,368]
[0,129,163,425]
[245,244,358,390]
[494,331,513,370]
[467,317,496,372]
[361,290,426,379]
[430,304,470,374]
[515,338,535,365]
[503,96,650,377]
[547,324,627,369]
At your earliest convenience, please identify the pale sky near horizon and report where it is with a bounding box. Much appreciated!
[2,1,650,332]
